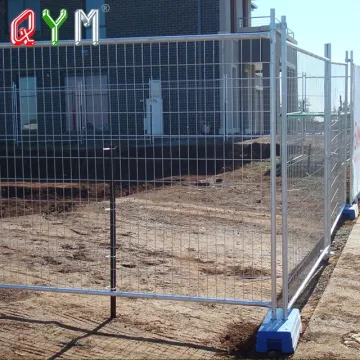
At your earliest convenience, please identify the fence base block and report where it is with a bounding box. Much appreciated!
[256,308,302,354]
[342,203,359,220]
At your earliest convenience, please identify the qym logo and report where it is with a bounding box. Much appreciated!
[10,7,109,47]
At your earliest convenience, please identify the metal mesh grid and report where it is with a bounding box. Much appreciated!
[0,21,351,317]
[350,64,360,203]
[0,39,273,142]
[285,51,327,303]
[283,45,348,306]
[329,63,347,232]
[0,34,277,306]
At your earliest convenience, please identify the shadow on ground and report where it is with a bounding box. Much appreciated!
[0,314,225,359]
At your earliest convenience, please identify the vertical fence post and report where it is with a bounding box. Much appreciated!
[269,8,278,320]
[110,150,117,319]
[225,74,228,141]
[305,73,308,144]
[345,51,349,203]
[280,15,289,319]
[256,14,303,354]
[104,146,118,319]
[301,73,305,155]
[349,51,355,204]
[324,44,332,255]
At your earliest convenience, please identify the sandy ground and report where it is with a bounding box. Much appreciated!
[0,219,354,359]
[0,291,267,359]
[294,218,360,359]
[0,150,332,358]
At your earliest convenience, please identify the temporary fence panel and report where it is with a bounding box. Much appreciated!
[329,62,347,233]
[281,24,348,313]
[283,44,327,309]
[350,63,360,203]
[0,31,280,311]
[0,11,353,328]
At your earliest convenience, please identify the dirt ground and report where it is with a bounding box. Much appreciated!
[0,221,353,359]
[0,138,343,358]
[293,218,358,359]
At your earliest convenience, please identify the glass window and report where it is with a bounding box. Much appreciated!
[19,77,38,131]
[8,0,41,31]
[86,0,107,39]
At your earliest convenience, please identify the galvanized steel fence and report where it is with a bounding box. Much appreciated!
[282,37,349,314]
[0,8,356,326]
[348,55,360,205]
[0,28,276,313]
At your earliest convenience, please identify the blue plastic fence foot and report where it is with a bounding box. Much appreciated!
[342,203,359,220]
[256,308,302,354]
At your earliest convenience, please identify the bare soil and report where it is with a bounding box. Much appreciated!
[292,218,358,359]
[0,138,348,359]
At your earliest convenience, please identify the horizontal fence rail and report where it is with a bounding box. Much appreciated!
[0,33,270,49]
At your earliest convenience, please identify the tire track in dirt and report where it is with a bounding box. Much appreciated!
[115,197,277,228]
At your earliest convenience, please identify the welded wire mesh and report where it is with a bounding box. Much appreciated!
[285,50,326,302]
[329,63,347,232]
[350,64,360,203]
[0,35,276,305]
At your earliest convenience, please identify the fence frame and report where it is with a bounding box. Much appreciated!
[282,37,349,311]
[0,30,276,312]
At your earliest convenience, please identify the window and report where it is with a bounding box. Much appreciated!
[254,87,264,135]
[19,77,38,131]
[65,75,109,133]
[86,0,107,39]
[8,0,41,32]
